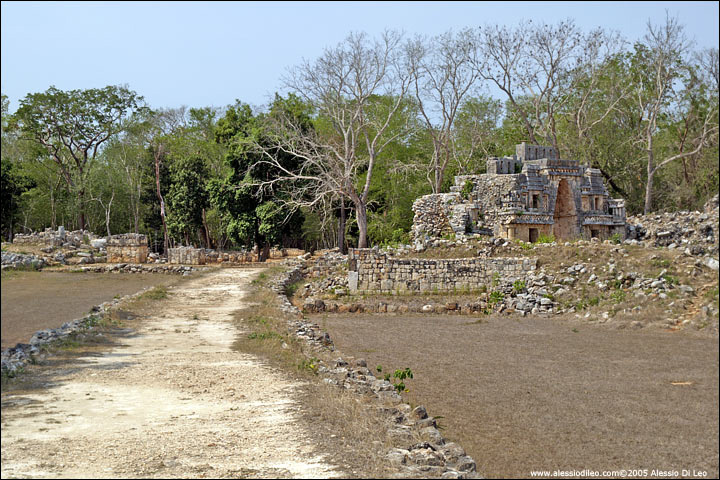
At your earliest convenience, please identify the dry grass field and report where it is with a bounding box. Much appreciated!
[315,312,719,479]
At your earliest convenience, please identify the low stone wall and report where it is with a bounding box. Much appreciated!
[13,227,97,247]
[348,248,536,294]
[168,247,206,265]
[106,234,148,263]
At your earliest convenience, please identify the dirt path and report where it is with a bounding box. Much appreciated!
[1,268,342,479]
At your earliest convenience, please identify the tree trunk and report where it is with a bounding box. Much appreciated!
[355,200,368,248]
[154,150,169,256]
[338,197,347,254]
[202,208,211,249]
[644,149,655,214]
[78,189,86,231]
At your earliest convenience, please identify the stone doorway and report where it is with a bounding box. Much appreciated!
[529,228,539,243]
[553,179,578,240]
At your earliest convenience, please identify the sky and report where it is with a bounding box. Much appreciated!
[2,1,718,113]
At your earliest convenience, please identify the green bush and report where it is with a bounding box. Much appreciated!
[512,280,526,293]
[489,291,504,305]
[611,290,626,303]
[461,180,474,200]
[536,233,555,244]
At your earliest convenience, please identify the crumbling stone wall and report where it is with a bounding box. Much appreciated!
[348,248,536,294]
[410,193,459,240]
[168,247,206,265]
[13,227,97,247]
[106,234,148,263]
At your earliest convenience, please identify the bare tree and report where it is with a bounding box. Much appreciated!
[632,14,718,213]
[476,21,538,144]
[409,28,481,192]
[451,95,504,174]
[254,31,413,248]
[477,20,615,152]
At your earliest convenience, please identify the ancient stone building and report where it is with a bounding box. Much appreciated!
[106,234,148,263]
[412,143,626,243]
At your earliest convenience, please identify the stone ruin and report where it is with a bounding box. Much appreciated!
[412,143,627,244]
[12,227,98,248]
[168,247,206,265]
[106,234,148,264]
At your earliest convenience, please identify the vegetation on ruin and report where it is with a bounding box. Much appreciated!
[2,16,717,252]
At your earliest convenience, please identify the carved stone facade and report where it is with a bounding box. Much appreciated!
[412,143,626,243]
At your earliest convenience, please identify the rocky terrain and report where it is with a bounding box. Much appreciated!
[289,195,719,333]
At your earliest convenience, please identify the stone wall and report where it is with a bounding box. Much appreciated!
[348,248,536,294]
[106,234,148,264]
[168,247,206,265]
[13,227,97,247]
[410,193,459,240]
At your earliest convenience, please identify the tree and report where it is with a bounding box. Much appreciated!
[211,98,306,258]
[165,155,209,246]
[630,14,718,213]
[409,28,481,192]
[452,95,504,174]
[257,31,413,248]
[13,85,145,230]
[101,113,155,234]
[477,20,618,152]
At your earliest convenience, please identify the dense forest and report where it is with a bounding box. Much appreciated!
[2,17,718,253]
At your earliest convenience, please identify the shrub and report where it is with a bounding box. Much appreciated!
[611,290,626,303]
[536,233,555,244]
[610,233,622,244]
[512,280,526,293]
[461,180,474,200]
[489,291,504,305]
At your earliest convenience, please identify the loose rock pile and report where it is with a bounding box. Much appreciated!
[12,227,97,248]
[626,194,719,258]
[79,264,206,275]
[268,262,480,478]
[1,251,46,270]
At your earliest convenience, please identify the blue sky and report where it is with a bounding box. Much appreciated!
[2,1,718,113]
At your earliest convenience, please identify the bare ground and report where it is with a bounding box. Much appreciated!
[315,312,719,479]
[1,271,181,349]
[1,268,343,479]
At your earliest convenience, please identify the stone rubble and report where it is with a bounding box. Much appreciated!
[626,194,719,258]
[12,227,98,248]
[1,251,47,270]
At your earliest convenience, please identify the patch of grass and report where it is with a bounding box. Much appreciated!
[248,331,283,341]
[536,233,555,244]
[651,258,672,268]
[461,179,474,200]
[611,290,626,304]
[139,286,168,300]
[285,279,303,297]
[514,239,534,251]
[705,286,719,302]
